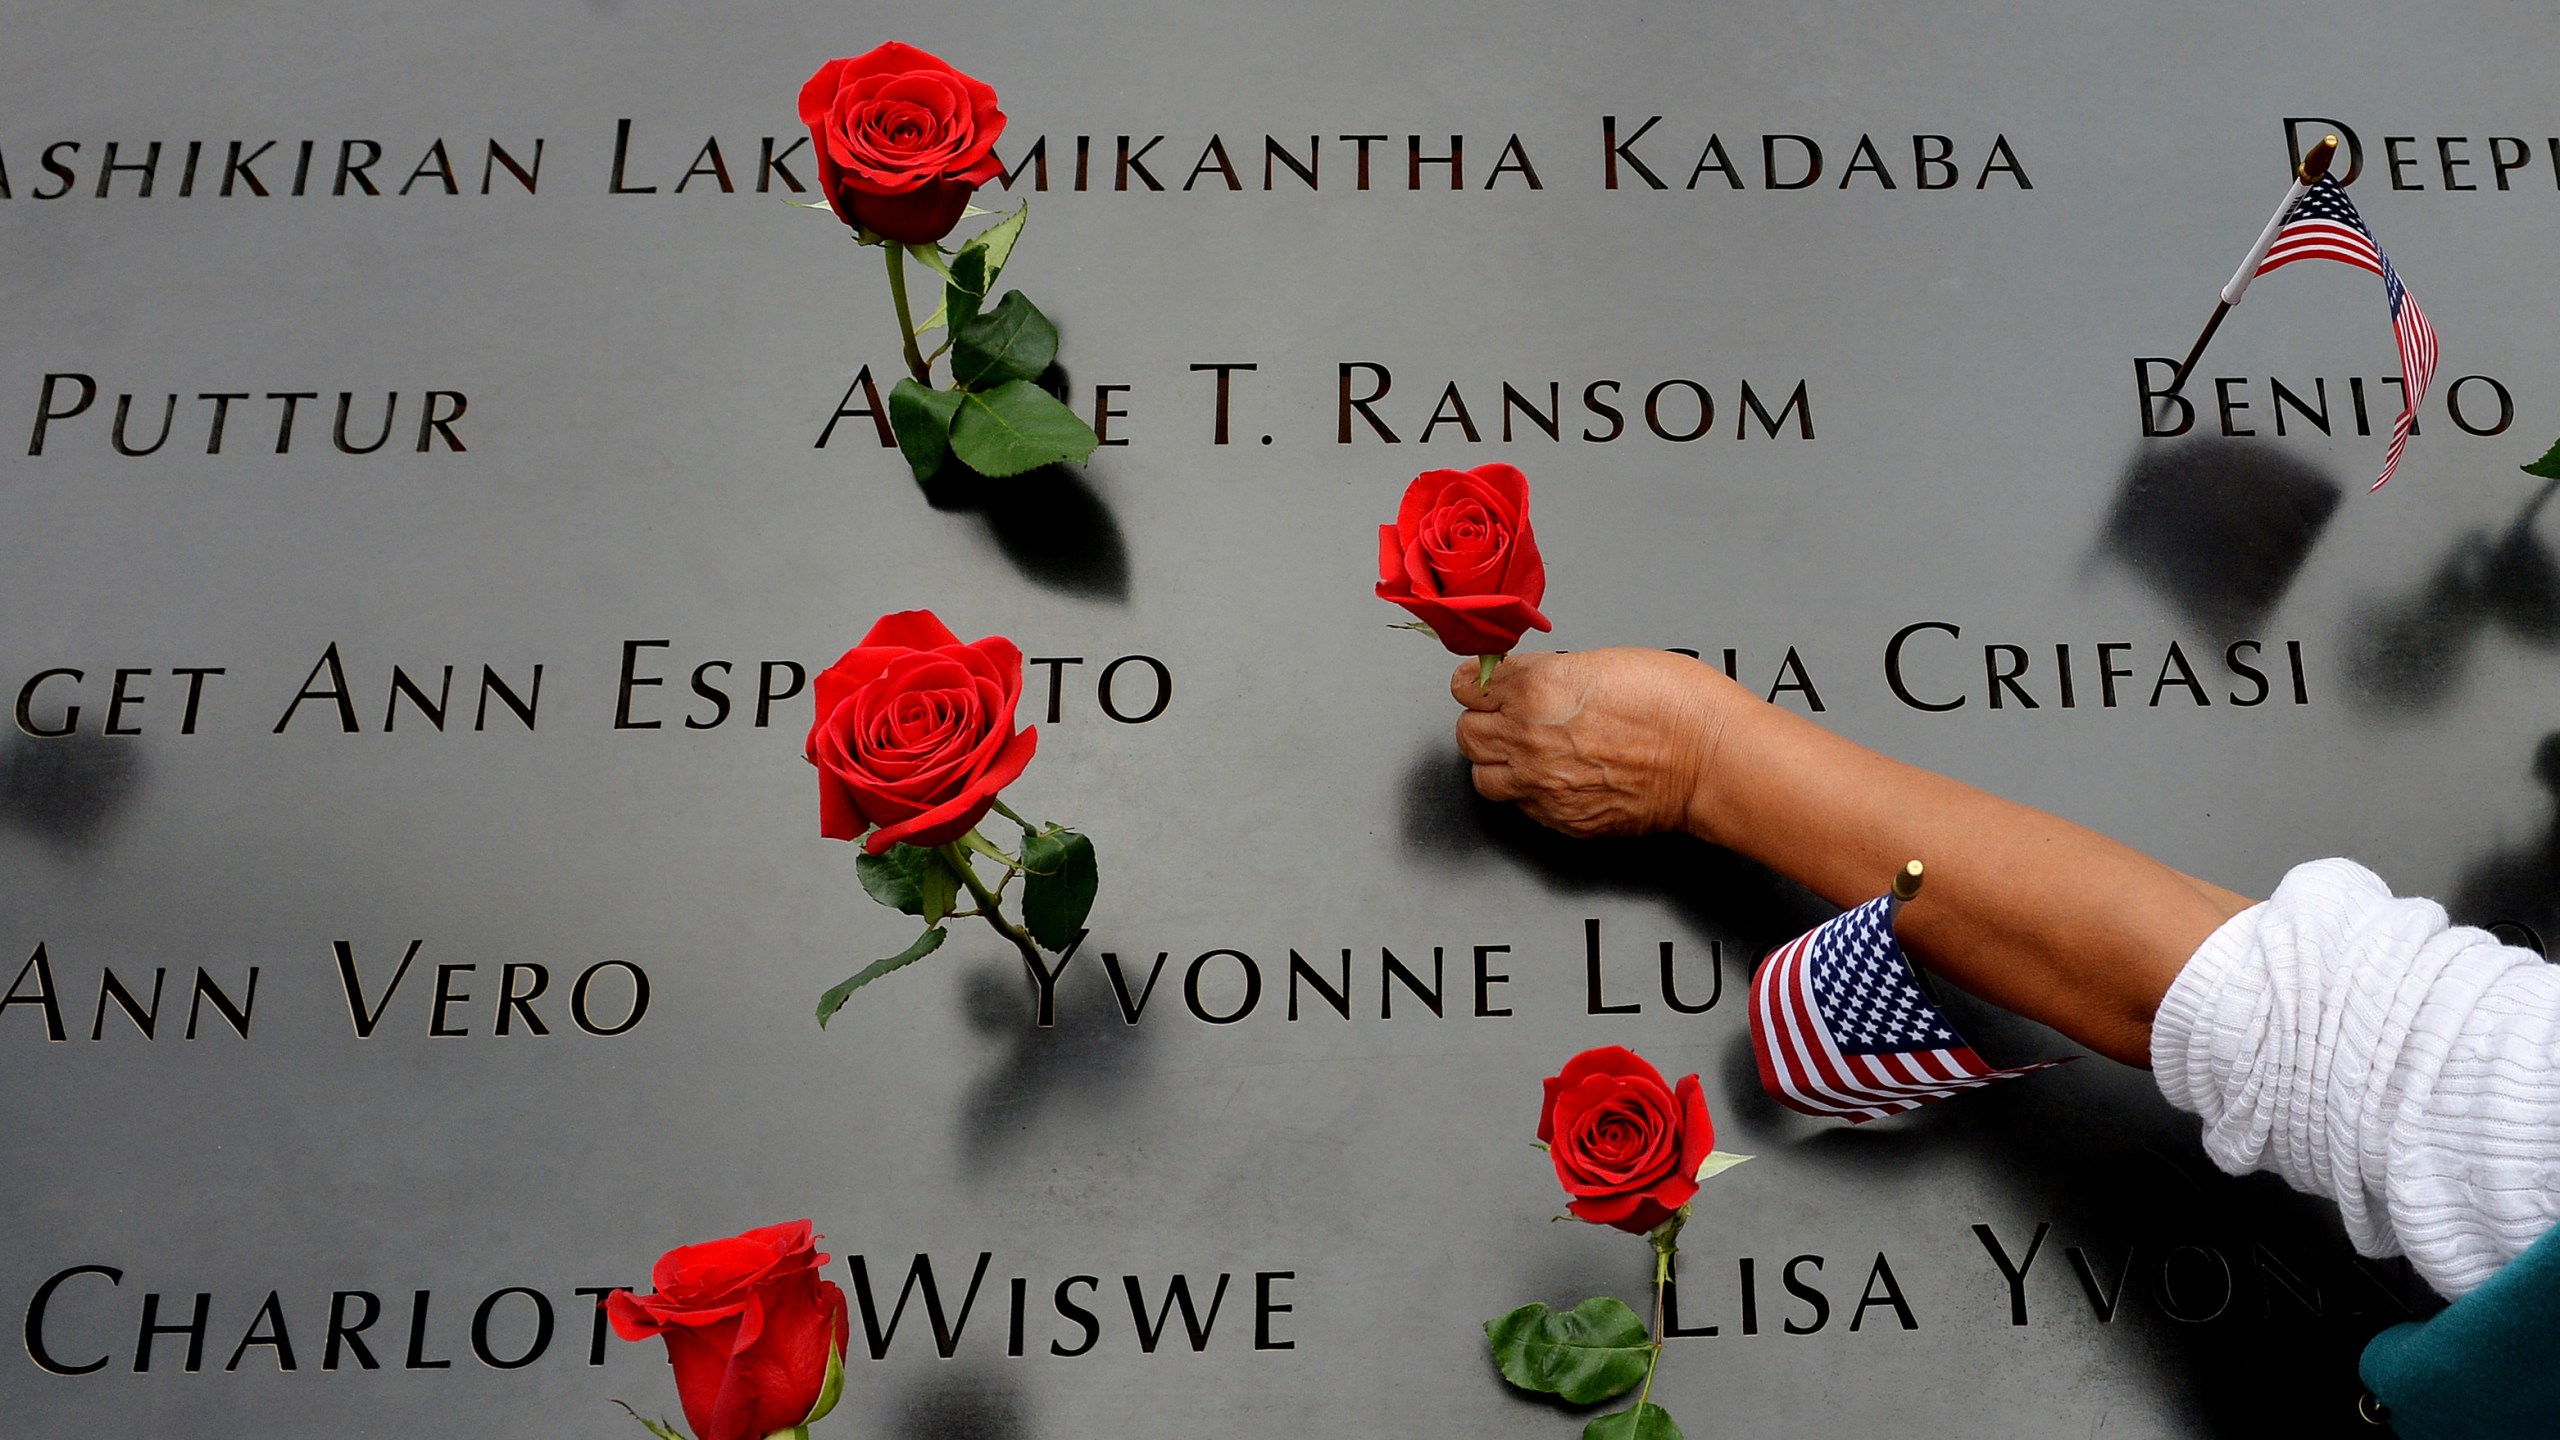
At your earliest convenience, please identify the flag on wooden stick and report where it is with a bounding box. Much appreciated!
[2252,176,2439,491]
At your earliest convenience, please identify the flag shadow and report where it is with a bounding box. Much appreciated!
[2089,437,2341,635]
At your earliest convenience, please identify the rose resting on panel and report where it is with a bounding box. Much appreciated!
[796,44,1100,489]
[802,609,1098,1024]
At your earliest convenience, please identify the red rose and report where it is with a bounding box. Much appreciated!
[798,42,1008,244]
[607,1220,850,1440]
[1375,462,1552,656]
[1538,1045,1714,1235]
[806,609,1037,856]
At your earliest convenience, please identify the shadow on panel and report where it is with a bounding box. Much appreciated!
[955,947,1156,1177]
[0,732,144,852]
[916,365,1130,602]
[1397,747,1833,960]
[2341,477,2560,718]
[2092,438,2341,634]
[2450,731,2560,953]
[891,1366,1033,1440]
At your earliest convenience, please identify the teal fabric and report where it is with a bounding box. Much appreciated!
[2361,1221,2560,1438]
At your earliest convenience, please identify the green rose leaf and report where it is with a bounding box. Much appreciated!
[902,242,954,281]
[952,291,1061,390]
[944,204,1028,331]
[919,852,961,925]
[816,927,948,1026]
[971,205,1027,275]
[944,250,990,333]
[1484,1298,1652,1404]
[1019,828,1098,953]
[948,379,1100,478]
[887,380,963,484]
[2524,437,2560,480]
[1583,1402,1684,1440]
[959,829,1017,869]
[856,843,935,915]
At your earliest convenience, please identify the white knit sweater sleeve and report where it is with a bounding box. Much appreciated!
[2150,858,2560,1300]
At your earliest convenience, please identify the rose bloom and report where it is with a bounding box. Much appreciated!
[607,1220,850,1440]
[798,42,1008,244]
[806,610,1037,855]
[1375,462,1551,656]
[1538,1045,1715,1234]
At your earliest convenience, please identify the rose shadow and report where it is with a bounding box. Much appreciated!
[0,730,144,855]
[887,1365,1033,1440]
[2449,731,2560,951]
[915,364,1130,603]
[2338,475,2560,719]
[953,945,1157,1178]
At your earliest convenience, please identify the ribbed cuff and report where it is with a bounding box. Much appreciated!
[2149,896,2267,1120]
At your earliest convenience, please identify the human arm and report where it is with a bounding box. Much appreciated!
[1451,647,2560,1297]
[1450,647,2249,1066]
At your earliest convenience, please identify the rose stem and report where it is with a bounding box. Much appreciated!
[1635,1239,1671,1415]
[883,244,933,387]
[937,842,1044,978]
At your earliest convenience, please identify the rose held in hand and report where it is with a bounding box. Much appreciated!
[807,610,1036,855]
[1539,1045,1714,1234]
[799,42,1007,244]
[1376,462,1551,657]
[607,1220,850,1440]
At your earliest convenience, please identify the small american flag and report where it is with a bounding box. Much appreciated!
[2256,177,2439,491]
[1749,892,2063,1123]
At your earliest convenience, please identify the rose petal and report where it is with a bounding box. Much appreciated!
[1380,590,1552,656]
[1554,1046,1668,1092]
[1461,461,1531,513]
[815,764,868,841]
[1496,524,1548,610]
[865,724,1038,853]
[620,1221,837,1440]
[1674,1073,1714,1183]
[1395,467,1489,540]
[859,610,963,651]
[797,44,1006,241]
[1553,1079,1679,1192]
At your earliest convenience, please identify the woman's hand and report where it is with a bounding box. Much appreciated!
[1450,648,1743,841]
